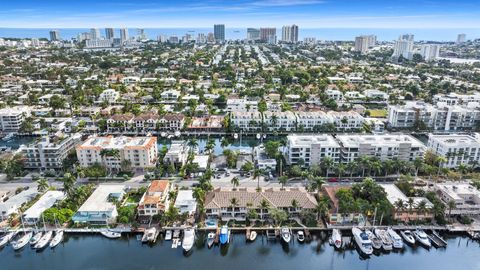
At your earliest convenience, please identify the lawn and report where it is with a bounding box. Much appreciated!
[368,109,388,118]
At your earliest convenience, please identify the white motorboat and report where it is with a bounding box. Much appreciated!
[233,133,239,139]
[352,227,373,255]
[330,229,342,249]
[414,229,431,248]
[30,232,43,245]
[374,228,393,251]
[297,231,305,243]
[11,231,33,251]
[142,227,157,243]
[101,230,122,239]
[256,134,261,140]
[0,232,16,248]
[366,229,382,250]
[387,228,404,249]
[207,232,215,248]
[400,230,416,245]
[182,228,195,252]
[34,231,53,250]
[49,230,64,248]
[281,227,291,243]
[250,231,257,242]
[2,133,14,141]
[165,230,172,241]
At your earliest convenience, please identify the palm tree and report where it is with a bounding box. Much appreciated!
[231,176,240,190]
[448,200,456,221]
[230,197,239,221]
[37,178,49,192]
[205,138,215,155]
[458,164,468,180]
[359,156,371,177]
[407,198,415,214]
[314,198,329,221]
[291,199,299,215]
[371,160,382,177]
[220,137,230,149]
[62,172,76,198]
[394,199,405,213]
[253,168,263,190]
[417,200,428,218]
[435,156,448,176]
[346,161,358,178]
[278,175,288,189]
[413,157,424,177]
[187,138,198,153]
[335,163,346,181]
[259,199,270,220]
[320,157,334,178]
[383,160,394,177]
[309,176,325,192]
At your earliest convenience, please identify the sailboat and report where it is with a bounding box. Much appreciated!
[49,214,64,248]
[34,216,52,250]
[0,231,16,248]
[11,215,33,251]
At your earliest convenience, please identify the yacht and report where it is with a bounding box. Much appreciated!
[2,133,14,141]
[11,231,33,251]
[330,229,342,249]
[49,230,64,248]
[297,231,305,243]
[249,231,257,242]
[219,226,230,245]
[281,227,291,243]
[414,229,431,248]
[164,230,172,241]
[30,231,43,245]
[142,227,157,243]
[207,232,215,248]
[400,230,416,245]
[352,227,373,255]
[374,228,393,251]
[101,230,122,239]
[0,231,16,248]
[387,228,404,249]
[34,231,53,250]
[366,229,382,250]
[182,228,195,252]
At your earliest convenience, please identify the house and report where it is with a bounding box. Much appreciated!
[72,185,125,225]
[435,183,480,216]
[204,187,317,221]
[164,141,189,166]
[137,180,171,220]
[174,190,197,215]
[0,189,38,220]
[23,191,65,225]
[381,184,433,222]
[322,185,364,225]
[98,89,119,104]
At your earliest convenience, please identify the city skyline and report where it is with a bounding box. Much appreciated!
[1,0,480,29]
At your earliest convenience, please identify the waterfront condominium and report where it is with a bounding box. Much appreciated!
[247,28,260,41]
[285,134,341,166]
[420,44,440,61]
[0,106,31,132]
[76,135,158,171]
[260,28,277,44]
[49,30,60,41]
[90,28,101,40]
[427,133,480,168]
[105,28,115,39]
[214,24,225,42]
[392,34,414,59]
[281,24,299,43]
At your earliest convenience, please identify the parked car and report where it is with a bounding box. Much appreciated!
[328,178,338,182]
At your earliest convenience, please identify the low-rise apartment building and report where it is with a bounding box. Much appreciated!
[435,183,480,216]
[427,133,480,168]
[0,106,30,132]
[285,134,341,166]
[381,184,433,222]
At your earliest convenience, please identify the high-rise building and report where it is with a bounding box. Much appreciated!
[354,35,370,54]
[420,44,440,61]
[90,28,100,40]
[214,24,225,42]
[120,28,129,41]
[457,33,466,44]
[137,29,146,40]
[207,32,215,43]
[247,28,260,41]
[197,33,207,44]
[392,34,414,59]
[281,25,298,43]
[260,28,276,42]
[105,28,115,39]
[49,30,60,41]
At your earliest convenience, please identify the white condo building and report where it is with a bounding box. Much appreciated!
[0,106,31,132]
[420,44,440,61]
[285,134,341,166]
[427,133,480,168]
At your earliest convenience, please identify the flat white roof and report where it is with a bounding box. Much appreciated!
[337,134,425,148]
[381,184,433,208]
[23,191,65,220]
[174,190,197,214]
[436,183,480,201]
[0,189,38,215]
[287,134,339,148]
[428,133,480,147]
[77,185,125,213]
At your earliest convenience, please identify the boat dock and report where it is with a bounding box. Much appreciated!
[428,231,447,248]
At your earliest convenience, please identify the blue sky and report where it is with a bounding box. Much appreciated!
[1,0,480,28]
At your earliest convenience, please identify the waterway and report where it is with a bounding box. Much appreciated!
[2,233,480,270]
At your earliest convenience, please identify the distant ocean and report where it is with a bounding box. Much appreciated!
[0,28,479,42]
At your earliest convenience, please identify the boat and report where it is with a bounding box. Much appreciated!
[2,133,14,141]
[182,228,195,252]
[207,232,215,248]
[173,229,181,239]
[365,229,382,250]
[297,230,305,243]
[34,231,53,250]
[49,230,64,248]
[400,230,416,245]
[387,228,404,249]
[281,227,291,243]
[374,228,393,251]
[101,230,122,239]
[174,131,181,137]
[142,227,157,243]
[0,232,16,248]
[30,232,43,245]
[414,229,431,248]
[165,230,172,241]
[330,229,342,249]
[256,133,261,140]
[12,231,33,251]
[233,133,238,139]
[219,226,230,245]
[250,231,257,242]
[352,227,373,255]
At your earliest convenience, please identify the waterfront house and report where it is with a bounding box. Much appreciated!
[381,184,434,222]
[435,182,480,216]
[23,191,65,225]
[204,187,317,222]
[137,180,171,220]
[174,190,197,216]
[72,185,125,225]
[322,185,364,225]
[0,189,38,220]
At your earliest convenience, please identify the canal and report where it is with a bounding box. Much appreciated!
[2,233,480,270]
